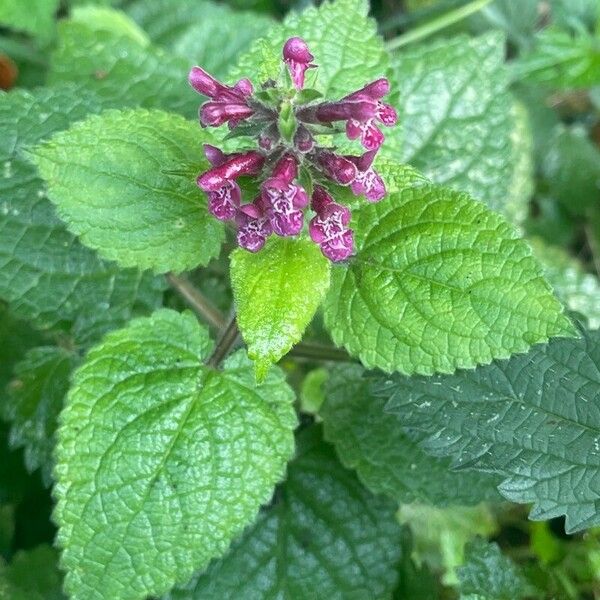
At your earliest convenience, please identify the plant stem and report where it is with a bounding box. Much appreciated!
[385,0,493,51]
[166,273,226,330]
[208,316,240,368]
[289,342,353,363]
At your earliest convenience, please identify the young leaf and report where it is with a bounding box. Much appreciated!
[54,309,297,600]
[70,6,150,46]
[0,545,65,600]
[321,365,501,505]
[30,109,224,274]
[382,327,600,533]
[385,33,532,224]
[457,538,536,600]
[0,87,164,334]
[3,347,78,487]
[0,0,58,41]
[530,237,600,329]
[126,0,274,79]
[49,22,198,118]
[232,0,387,98]
[323,171,575,375]
[231,237,330,379]
[169,426,403,600]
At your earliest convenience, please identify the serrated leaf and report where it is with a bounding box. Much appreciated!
[382,327,600,533]
[231,237,330,379]
[31,108,224,274]
[321,365,501,505]
[169,425,402,600]
[530,237,600,329]
[231,0,387,98]
[126,0,273,80]
[54,309,297,600]
[513,27,600,89]
[0,545,65,600]
[323,168,575,375]
[0,0,58,40]
[48,21,198,118]
[386,33,531,223]
[3,347,78,487]
[0,87,165,336]
[457,539,535,600]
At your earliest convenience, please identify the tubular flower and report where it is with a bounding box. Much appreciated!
[191,36,396,261]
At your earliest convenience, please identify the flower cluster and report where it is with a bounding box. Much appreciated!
[189,37,396,262]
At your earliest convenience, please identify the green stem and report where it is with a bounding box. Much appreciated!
[208,317,240,368]
[385,0,494,51]
[288,342,353,363]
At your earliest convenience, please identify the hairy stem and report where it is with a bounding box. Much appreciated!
[208,316,240,368]
[289,342,353,363]
[166,273,226,330]
[385,0,493,51]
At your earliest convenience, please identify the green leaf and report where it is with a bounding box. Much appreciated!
[0,0,58,40]
[541,124,600,217]
[0,87,165,336]
[232,0,388,98]
[398,505,498,587]
[530,237,600,329]
[30,108,224,274]
[231,237,330,379]
[457,539,535,600]
[48,21,198,118]
[382,326,600,533]
[386,33,532,223]
[169,425,403,600]
[394,528,440,600]
[300,367,328,414]
[126,0,274,80]
[321,365,501,505]
[513,27,600,89]
[3,347,78,487]
[54,309,297,600]
[0,545,65,600]
[323,169,575,375]
[70,6,150,46]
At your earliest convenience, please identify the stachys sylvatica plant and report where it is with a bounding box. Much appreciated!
[1,0,600,599]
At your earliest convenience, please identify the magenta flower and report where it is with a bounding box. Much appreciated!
[236,199,272,252]
[309,186,354,262]
[346,150,386,202]
[190,37,395,260]
[261,154,308,236]
[283,37,316,90]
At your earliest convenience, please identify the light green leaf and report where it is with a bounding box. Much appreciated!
[386,33,532,223]
[323,168,575,375]
[3,347,77,487]
[0,87,165,336]
[398,505,498,586]
[513,27,600,89]
[321,365,501,505]
[48,22,198,118]
[31,108,224,274]
[169,426,402,600]
[382,326,600,533]
[530,237,600,329]
[232,0,388,98]
[231,237,330,380]
[126,0,273,79]
[0,545,65,600]
[70,6,150,46]
[457,538,535,600]
[54,309,297,600]
[0,0,58,40]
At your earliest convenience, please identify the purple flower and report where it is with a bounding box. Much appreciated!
[309,186,354,262]
[197,147,265,221]
[261,154,309,236]
[294,124,315,153]
[236,199,272,252]
[283,37,316,90]
[316,150,357,185]
[346,150,386,202]
[189,66,254,128]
